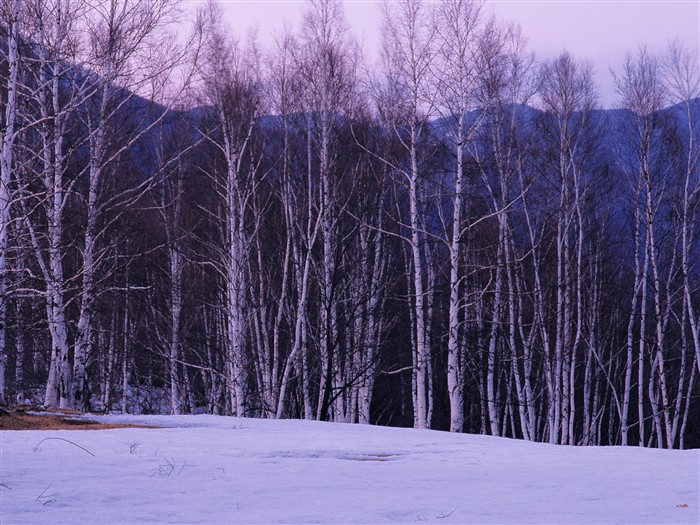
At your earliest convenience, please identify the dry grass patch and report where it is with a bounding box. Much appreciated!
[0,406,158,431]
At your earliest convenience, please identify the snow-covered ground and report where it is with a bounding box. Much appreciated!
[1,414,698,524]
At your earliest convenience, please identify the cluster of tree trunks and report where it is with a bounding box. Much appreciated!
[0,0,698,448]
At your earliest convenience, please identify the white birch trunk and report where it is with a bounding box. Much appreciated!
[0,0,22,406]
[14,299,24,404]
[409,133,429,430]
[33,55,71,409]
[638,235,649,446]
[276,154,323,417]
[72,84,109,410]
[447,115,465,432]
[168,244,184,415]
[622,202,644,445]
[486,222,505,437]
[275,229,318,418]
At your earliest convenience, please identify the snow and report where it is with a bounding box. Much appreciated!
[1,414,698,524]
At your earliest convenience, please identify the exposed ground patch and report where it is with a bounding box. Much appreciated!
[0,406,157,431]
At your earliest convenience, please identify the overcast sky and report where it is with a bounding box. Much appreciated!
[203,0,700,108]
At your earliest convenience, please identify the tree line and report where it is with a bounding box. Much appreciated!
[1,0,698,448]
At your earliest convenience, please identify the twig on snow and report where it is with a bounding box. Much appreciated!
[33,437,95,457]
[35,484,59,504]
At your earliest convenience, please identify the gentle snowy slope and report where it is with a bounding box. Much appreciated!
[1,414,698,524]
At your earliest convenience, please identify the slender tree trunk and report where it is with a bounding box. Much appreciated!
[409,131,429,430]
[0,0,21,407]
[622,203,643,445]
[73,86,109,409]
[485,226,503,436]
[447,116,466,432]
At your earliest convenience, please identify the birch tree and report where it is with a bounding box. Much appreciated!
[68,0,184,410]
[17,0,87,409]
[614,47,682,447]
[0,0,22,406]
[430,0,489,433]
[380,0,436,430]
[296,0,358,422]
[664,43,700,378]
[663,42,699,447]
[477,24,539,439]
[539,52,598,444]
[199,6,261,416]
[262,28,319,419]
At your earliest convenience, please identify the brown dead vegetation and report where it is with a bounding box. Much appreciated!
[0,406,157,431]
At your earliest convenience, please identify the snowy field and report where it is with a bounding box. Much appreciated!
[1,414,698,524]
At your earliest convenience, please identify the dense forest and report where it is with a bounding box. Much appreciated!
[1,0,698,448]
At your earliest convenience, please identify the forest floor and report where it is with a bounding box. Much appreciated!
[0,405,155,431]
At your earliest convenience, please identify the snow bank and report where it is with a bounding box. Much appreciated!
[1,414,697,524]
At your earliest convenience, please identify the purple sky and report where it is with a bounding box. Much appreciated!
[206,0,700,108]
